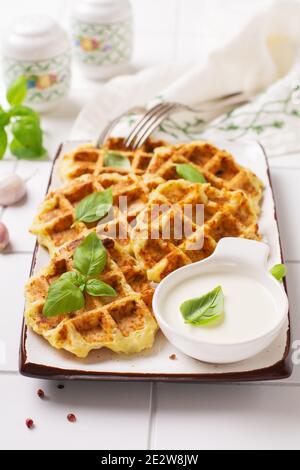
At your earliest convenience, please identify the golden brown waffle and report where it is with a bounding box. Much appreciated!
[59,137,166,183]
[30,173,150,255]
[146,142,264,214]
[25,235,157,358]
[132,180,260,282]
[27,137,265,359]
[59,139,263,213]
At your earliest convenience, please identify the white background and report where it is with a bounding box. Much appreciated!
[1,0,300,450]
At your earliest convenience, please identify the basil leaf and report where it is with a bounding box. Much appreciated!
[270,264,287,282]
[0,108,10,127]
[75,188,113,224]
[73,232,107,277]
[86,279,117,297]
[43,280,85,318]
[7,76,27,106]
[176,164,207,183]
[0,128,8,160]
[104,151,131,169]
[12,116,43,151]
[180,286,224,326]
[9,105,40,124]
[60,271,86,290]
[10,138,46,160]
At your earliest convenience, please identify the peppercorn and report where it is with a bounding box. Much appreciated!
[37,389,45,399]
[67,413,76,423]
[26,418,34,429]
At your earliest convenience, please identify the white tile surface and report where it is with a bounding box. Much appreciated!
[131,0,179,34]
[133,33,177,68]
[177,0,272,37]
[268,151,300,169]
[0,254,32,371]
[270,168,300,261]
[0,376,151,450]
[153,383,300,450]
[2,161,52,253]
[1,0,300,451]
[284,263,300,384]
[0,0,63,27]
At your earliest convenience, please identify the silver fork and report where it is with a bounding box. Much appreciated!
[95,106,146,148]
[124,92,251,150]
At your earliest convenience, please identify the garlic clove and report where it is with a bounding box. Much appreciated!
[0,173,26,206]
[0,222,9,252]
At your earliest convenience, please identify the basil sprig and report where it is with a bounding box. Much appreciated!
[43,280,85,318]
[43,233,117,318]
[7,76,27,106]
[180,286,224,326]
[75,188,113,224]
[0,76,46,160]
[86,279,117,297]
[73,232,107,277]
[60,271,86,292]
[0,127,8,160]
[104,151,131,169]
[176,164,207,184]
[270,264,287,283]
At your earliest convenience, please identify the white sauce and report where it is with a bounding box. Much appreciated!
[162,271,279,344]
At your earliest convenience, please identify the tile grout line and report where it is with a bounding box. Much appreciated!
[147,382,158,450]
[270,167,300,171]
[0,371,19,376]
[4,251,34,255]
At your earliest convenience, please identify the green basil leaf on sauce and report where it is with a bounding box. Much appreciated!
[180,286,224,326]
[176,164,207,184]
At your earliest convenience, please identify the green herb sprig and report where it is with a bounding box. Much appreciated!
[43,233,117,318]
[176,164,207,184]
[180,286,224,326]
[0,76,46,160]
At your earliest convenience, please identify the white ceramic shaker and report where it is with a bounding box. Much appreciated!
[2,15,71,113]
[71,0,133,80]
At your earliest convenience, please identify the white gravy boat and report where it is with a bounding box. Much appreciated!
[153,238,289,364]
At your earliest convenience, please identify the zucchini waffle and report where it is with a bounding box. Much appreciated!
[59,139,263,213]
[25,138,264,359]
[131,180,260,283]
[59,137,166,182]
[25,235,157,358]
[146,142,263,214]
[30,172,150,255]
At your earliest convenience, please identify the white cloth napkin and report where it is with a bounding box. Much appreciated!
[71,0,300,157]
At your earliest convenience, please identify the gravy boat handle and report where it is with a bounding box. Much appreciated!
[211,238,270,268]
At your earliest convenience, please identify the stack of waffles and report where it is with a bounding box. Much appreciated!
[25,138,264,358]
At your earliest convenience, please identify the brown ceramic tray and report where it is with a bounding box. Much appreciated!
[20,140,292,382]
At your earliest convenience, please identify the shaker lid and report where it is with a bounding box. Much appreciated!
[72,0,132,24]
[2,15,70,60]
